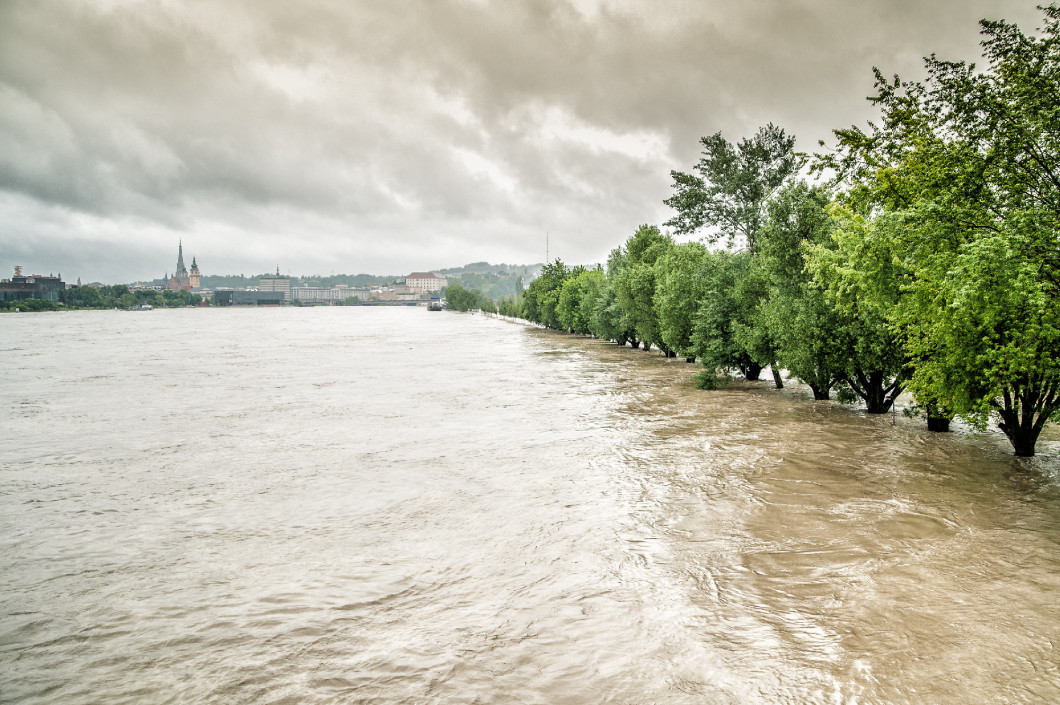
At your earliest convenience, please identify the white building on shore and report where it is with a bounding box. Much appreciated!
[290,285,371,303]
[404,272,447,294]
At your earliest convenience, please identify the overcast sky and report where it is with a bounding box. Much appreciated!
[0,0,1045,283]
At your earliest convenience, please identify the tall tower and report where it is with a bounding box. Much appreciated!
[170,241,191,290]
[175,241,188,278]
[189,257,201,289]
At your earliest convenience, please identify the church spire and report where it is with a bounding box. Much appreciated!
[175,240,187,276]
[170,240,191,290]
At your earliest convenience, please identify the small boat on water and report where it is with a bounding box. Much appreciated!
[427,301,443,311]
[127,303,154,311]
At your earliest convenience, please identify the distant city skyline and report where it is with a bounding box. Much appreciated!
[1,0,1046,283]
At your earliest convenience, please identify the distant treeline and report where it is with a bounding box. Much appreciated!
[1,285,204,311]
[478,9,1059,458]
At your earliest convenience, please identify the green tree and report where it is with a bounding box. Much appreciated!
[575,268,607,338]
[612,225,674,353]
[444,283,485,312]
[497,293,523,318]
[691,250,764,381]
[142,291,165,308]
[757,182,847,400]
[599,247,639,347]
[99,284,129,307]
[522,260,572,329]
[731,253,783,386]
[655,241,710,361]
[4,298,60,312]
[821,7,1060,454]
[809,208,908,413]
[666,124,801,255]
[556,267,595,335]
[60,285,103,308]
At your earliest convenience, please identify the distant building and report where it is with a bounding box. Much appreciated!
[258,268,292,301]
[404,272,447,294]
[0,266,65,303]
[189,257,201,289]
[213,290,286,306]
[168,241,192,290]
[373,285,421,302]
[291,285,371,304]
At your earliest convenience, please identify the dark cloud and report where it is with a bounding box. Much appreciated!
[0,0,1045,282]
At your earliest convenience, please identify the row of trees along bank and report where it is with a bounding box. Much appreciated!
[0,285,205,311]
[489,9,1060,458]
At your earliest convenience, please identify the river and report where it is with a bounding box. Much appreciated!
[1,306,1058,704]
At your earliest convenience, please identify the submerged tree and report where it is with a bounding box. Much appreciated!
[654,241,710,361]
[556,266,593,335]
[665,123,801,383]
[600,246,640,347]
[809,208,908,414]
[820,7,1060,454]
[757,182,847,400]
[691,250,765,382]
[521,260,572,329]
[612,225,674,354]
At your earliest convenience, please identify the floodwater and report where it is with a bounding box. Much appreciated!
[1,306,1058,704]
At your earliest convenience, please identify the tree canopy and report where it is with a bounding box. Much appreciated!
[818,6,1060,455]
[665,123,801,255]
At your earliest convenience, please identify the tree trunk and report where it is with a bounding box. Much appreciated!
[809,384,830,400]
[771,367,784,389]
[864,379,887,414]
[927,415,951,432]
[1000,411,1038,456]
[744,363,762,381]
[926,402,951,432]
[995,381,1055,457]
[850,369,904,414]
[629,338,640,349]
[686,357,696,364]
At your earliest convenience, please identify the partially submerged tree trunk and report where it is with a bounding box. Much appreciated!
[686,357,696,364]
[809,384,830,400]
[771,366,784,389]
[740,362,763,381]
[994,374,1059,457]
[847,369,905,414]
[926,402,952,432]
[926,415,951,432]
[794,363,841,402]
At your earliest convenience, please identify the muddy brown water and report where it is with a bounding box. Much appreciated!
[1,307,1057,704]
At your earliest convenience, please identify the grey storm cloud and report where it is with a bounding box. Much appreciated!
[0,0,1045,282]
